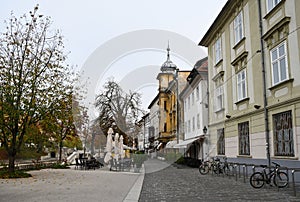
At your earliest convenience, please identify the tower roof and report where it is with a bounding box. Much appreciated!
[160,43,177,72]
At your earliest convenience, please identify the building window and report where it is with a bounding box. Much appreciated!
[271,41,288,85]
[238,121,250,155]
[196,86,199,101]
[267,0,282,12]
[164,101,167,111]
[217,128,225,155]
[234,11,244,45]
[273,110,294,156]
[188,96,191,109]
[192,92,195,105]
[237,69,247,101]
[148,126,155,138]
[192,117,195,131]
[188,120,191,133]
[215,37,222,64]
[214,85,223,112]
[197,114,200,129]
[164,123,167,132]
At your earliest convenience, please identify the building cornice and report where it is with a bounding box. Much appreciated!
[199,0,238,47]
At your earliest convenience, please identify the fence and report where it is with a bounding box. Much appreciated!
[14,160,58,170]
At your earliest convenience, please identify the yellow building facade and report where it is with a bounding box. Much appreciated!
[156,46,189,149]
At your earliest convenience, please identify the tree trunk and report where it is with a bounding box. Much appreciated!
[91,132,95,155]
[8,154,16,173]
[59,140,63,162]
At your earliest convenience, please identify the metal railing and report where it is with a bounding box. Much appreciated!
[204,159,300,197]
[291,168,300,196]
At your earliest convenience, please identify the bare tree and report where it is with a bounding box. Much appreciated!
[95,78,143,144]
[0,5,74,172]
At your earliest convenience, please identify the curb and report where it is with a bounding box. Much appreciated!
[123,166,145,202]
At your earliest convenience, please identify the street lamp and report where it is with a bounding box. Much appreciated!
[175,68,180,144]
[203,126,208,160]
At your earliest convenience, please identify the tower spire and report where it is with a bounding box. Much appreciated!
[167,40,170,60]
[160,41,177,72]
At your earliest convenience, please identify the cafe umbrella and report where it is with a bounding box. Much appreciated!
[104,128,113,164]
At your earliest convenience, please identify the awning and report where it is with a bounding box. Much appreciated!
[157,142,163,150]
[173,136,203,149]
[165,140,177,149]
[165,140,182,148]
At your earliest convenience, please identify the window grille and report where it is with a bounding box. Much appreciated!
[238,121,250,155]
[273,110,294,156]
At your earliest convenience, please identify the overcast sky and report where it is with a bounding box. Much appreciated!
[1,0,227,114]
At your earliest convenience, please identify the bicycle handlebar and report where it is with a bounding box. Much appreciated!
[272,162,280,167]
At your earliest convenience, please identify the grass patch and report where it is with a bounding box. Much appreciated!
[0,163,69,179]
[0,169,32,179]
[49,163,70,169]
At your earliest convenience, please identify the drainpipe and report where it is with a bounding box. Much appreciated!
[258,0,271,168]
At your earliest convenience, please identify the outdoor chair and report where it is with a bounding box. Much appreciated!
[75,158,81,170]
[86,159,97,170]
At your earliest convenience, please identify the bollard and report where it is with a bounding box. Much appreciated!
[235,165,238,181]
[243,165,246,183]
[229,163,233,179]
[292,170,296,196]
[276,167,279,192]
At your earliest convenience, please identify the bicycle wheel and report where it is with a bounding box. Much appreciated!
[199,164,209,175]
[224,165,231,176]
[273,171,289,188]
[250,172,265,188]
[212,164,220,174]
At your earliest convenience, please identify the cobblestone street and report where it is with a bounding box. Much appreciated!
[139,159,300,202]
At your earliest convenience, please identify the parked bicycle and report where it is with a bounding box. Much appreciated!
[198,159,211,175]
[249,162,289,189]
[199,157,230,175]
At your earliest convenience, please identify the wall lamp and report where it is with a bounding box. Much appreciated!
[203,126,208,135]
[226,114,231,119]
[254,104,261,109]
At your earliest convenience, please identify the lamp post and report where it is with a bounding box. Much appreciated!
[203,126,208,160]
[175,68,180,144]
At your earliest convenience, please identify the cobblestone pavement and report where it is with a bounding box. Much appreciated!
[139,159,300,202]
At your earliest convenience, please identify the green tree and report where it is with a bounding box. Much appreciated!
[0,5,74,172]
[43,93,76,162]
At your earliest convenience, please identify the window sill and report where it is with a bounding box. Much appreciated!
[233,37,246,50]
[269,78,294,91]
[237,155,252,158]
[214,108,225,113]
[234,97,250,105]
[272,156,298,160]
[263,0,286,20]
[214,59,223,67]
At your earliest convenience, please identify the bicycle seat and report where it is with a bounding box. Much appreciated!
[260,165,268,168]
[272,162,280,167]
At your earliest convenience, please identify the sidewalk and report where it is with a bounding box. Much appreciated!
[1,159,299,201]
[139,158,300,201]
[0,166,143,202]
